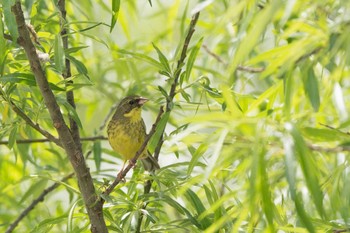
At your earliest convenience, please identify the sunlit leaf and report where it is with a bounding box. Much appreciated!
[110,0,120,32]
[152,43,171,74]
[302,65,320,112]
[54,35,65,73]
[184,37,203,82]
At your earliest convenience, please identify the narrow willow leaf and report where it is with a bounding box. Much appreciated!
[148,112,169,154]
[65,46,89,55]
[247,81,282,114]
[110,0,120,32]
[283,70,293,120]
[0,10,7,75]
[152,43,171,74]
[295,193,316,233]
[93,141,102,171]
[302,127,348,142]
[302,65,320,112]
[187,143,207,175]
[227,2,282,81]
[3,0,18,43]
[184,189,211,229]
[184,37,203,82]
[161,195,201,227]
[286,123,325,218]
[0,73,65,91]
[19,179,48,204]
[58,99,83,129]
[157,85,169,98]
[54,35,65,73]
[258,149,275,230]
[8,124,17,149]
[67,200,80,232]
[118,49,163,70]
[66,55,89,78]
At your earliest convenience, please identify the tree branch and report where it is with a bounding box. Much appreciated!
[134,13,201,231]
[11,2,107,233]
[4,95,116,232]
[5,173,74,233]
[154,12,200,160]
[202,44,265,73]
[57,0,81,149]
[0,136,107,145]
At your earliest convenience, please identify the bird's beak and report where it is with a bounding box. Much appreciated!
[137,97,148,106]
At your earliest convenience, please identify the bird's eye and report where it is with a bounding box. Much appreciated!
[128,100,135,105]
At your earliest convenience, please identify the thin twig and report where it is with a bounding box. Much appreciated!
[202,44,265,73]
[5,173,74,233]
[154,12,200,160]
[58,0,82,149]
[296,47,323,64]
[237,65,265,73]
[202,44,227,65]
[3,98,61,146]
[333,229,350,233]
[135,13,201,231]
[319,123,350,136]
[101,106,164,197]
[0,136,107,145]
[307,144,350,153]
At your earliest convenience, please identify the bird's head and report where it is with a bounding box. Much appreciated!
[116,95,148,121]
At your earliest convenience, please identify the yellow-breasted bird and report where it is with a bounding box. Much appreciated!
[107,95,160,172]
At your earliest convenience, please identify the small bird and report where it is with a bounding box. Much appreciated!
[107,95,160,172]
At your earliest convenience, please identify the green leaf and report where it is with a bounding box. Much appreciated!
[8,124,17,149]
[54,35,65,73]
[0,10,8,76]
[65,46,89,55]
[226,2,282,81]
[3,0,18,43]
[247,81,282,114]
[58,98,83,129]
[294,193,315,233]
[20,179,48,204]
[110,0,120,32]
[187,143,207,175]
[152,43,171,75]
[258,149,274,230]
[184,37,203,82]
[283,70,293,119]
[93,141,102,171]
[302,65,320,112]
[66,55,89,78]
[302,127,348,142]
[0,73,65,91]
[148,112,169,154]
[67,200,80,232]
[117,49,163,70]
[184,189,211,229]
[286,123,325,219]
[161,195,201,228]
[157,85,168,98]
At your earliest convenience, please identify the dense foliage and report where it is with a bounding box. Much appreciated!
[1,0,350,232]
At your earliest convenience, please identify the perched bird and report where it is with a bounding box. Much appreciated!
[107,95,160,172]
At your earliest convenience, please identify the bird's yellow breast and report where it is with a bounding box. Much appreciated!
[107,118,146,160]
